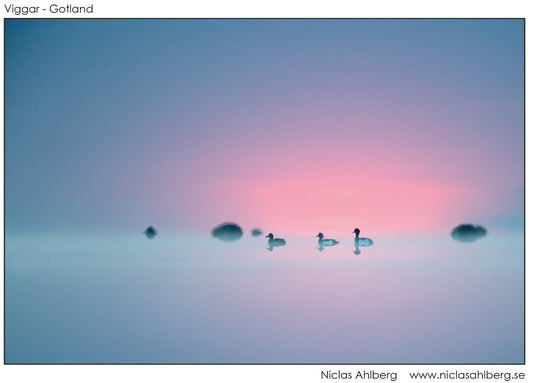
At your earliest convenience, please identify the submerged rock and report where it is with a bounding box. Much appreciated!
[211,222,243,242]
[451,224,487,242]
[144,226,157,239]
[251,228,263,237]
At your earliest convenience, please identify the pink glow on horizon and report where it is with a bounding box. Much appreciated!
[142,86,521,236]
[223,179,477,235]
[151,134,518,236]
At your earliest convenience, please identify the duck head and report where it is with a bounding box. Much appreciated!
[316,233,324,238]
[265,233,274,239]
[353,228,360,236]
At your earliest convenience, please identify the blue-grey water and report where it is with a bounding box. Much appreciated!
[5,231,524,363]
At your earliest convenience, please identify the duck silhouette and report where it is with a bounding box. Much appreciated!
[353,228,373,246]
[266,233,286,251]
[316,233,339,249]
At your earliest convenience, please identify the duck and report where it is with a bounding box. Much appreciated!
[265,233,286,248]
[353,228,373,246]
[316,233,339,247]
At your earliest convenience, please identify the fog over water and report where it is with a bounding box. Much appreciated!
[5,231,523,363]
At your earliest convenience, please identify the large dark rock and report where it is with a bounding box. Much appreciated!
[211,222,243,242]
[451,224,487,242]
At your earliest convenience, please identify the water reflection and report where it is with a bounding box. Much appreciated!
[266,233,286,251]
[5,231,524,363]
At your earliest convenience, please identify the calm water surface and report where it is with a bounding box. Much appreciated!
[5,231,524,363]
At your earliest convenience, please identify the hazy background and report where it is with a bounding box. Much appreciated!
[5,19,524,236]
[5,19,524,363]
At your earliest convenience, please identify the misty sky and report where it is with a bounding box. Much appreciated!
[5,19,524,235]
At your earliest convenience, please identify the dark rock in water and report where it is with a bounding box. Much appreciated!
[211,222,243,242]
[251,228,262,237]
[144,226,157,239]
[451,224,487,242]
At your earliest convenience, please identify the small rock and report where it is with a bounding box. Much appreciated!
[144,226,157,239]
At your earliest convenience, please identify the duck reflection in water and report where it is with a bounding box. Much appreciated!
[353,228,374,255]
[316,233,339,252]
[266,233,286,251]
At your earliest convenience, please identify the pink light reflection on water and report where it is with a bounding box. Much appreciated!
[5,232,524,363]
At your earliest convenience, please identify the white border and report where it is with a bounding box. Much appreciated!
[1,1,530,382]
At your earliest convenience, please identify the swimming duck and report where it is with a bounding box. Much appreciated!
[353,228,373,246]
[266,233,286,247]
[316,233,339,247]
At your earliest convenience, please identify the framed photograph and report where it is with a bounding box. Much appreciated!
[4,18,524,365]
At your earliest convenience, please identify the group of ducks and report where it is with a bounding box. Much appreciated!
[146,224,374,254]
[266,228,374,253]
